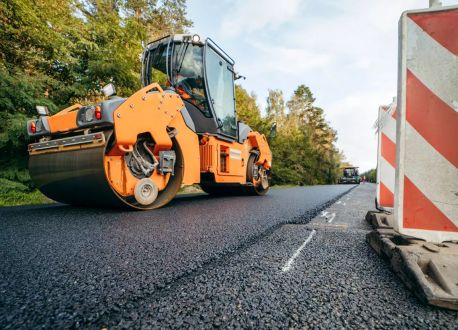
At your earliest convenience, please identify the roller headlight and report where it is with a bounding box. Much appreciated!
[85,107,95,122]
[35,119,43,132]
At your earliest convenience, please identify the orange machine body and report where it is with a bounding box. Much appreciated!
[27,34,273,209]
[28,82,272,199]
[199,133,271,184]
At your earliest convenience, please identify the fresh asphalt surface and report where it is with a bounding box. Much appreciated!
[1,185,456,328]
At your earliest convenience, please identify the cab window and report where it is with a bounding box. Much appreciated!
[205,46,236,137]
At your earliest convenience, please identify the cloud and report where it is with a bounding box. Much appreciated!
[220,0,302,37]
[206,0,458,171]
[248,42,332,75]
[232,0,419,171]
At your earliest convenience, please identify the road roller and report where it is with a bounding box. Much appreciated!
[26,34,272,209]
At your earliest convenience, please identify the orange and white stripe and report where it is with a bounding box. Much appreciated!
[376,100,397,211]
[395,6,458,243]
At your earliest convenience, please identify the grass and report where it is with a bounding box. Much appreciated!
[0,189,51,207]
[0,178,52,207]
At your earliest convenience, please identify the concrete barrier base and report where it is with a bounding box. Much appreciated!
[366,211,458,310]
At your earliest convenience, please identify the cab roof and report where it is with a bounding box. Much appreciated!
[145,34,234,65]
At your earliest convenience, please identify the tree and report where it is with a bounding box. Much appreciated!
[0,1,346,203]
[0,0,193,191]
[234,85,265,133]
[267,84,343,185]
[265,89,285,128]
[361,168,377,182]
[286,84,315,127]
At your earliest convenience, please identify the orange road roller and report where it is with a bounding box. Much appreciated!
[26,34,272,209]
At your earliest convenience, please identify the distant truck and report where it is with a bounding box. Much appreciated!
[339,167,361,184]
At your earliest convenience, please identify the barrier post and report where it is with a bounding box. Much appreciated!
[394,5,458,243]
[375,99,397,212]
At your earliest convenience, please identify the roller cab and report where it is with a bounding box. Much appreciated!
[27,34,272,209]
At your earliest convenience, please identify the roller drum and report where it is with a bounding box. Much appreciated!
[29,146,125,208]
[29,135,184,209]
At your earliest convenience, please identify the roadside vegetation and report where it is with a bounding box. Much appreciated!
[0,0,345,206]
[360,169,377,183]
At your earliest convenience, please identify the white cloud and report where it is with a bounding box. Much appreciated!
[232,0,420,171]
[220,0,302,37]
[190,0,458,172]
[248,42,332,75]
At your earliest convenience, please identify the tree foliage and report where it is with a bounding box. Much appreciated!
[236,84,343,185]
[0,0,192,188]
[361,168,376,183]
[1,1,345,197]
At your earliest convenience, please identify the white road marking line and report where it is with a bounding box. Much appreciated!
[320,211,336,223]
[281,230,316,272]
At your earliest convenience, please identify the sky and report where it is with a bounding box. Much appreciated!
[186,0,457,172]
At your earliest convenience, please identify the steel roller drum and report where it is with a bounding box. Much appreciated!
[29,145,126,207]
[29,133,185,209]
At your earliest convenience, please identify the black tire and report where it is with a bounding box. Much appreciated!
[246,152,269,196]
[200,153,270,196]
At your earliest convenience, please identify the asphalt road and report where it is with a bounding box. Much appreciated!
[1,184,456,328]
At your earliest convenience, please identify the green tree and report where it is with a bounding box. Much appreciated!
[361,168,376,182]
[0,0,90,189]
[234,85,265,133]
[0,0,192,196]
[0,1,346,204]
[266,89,285,128]
[266,84,343,185]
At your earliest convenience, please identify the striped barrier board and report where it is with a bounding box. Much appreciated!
[376,100,397,211]
[395,6,458,243]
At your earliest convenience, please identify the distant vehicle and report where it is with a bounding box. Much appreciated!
[339,166,361,184]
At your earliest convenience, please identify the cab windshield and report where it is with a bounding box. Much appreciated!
[172,43,211,117]
[143,42,211,117]
[344,168,358,177]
